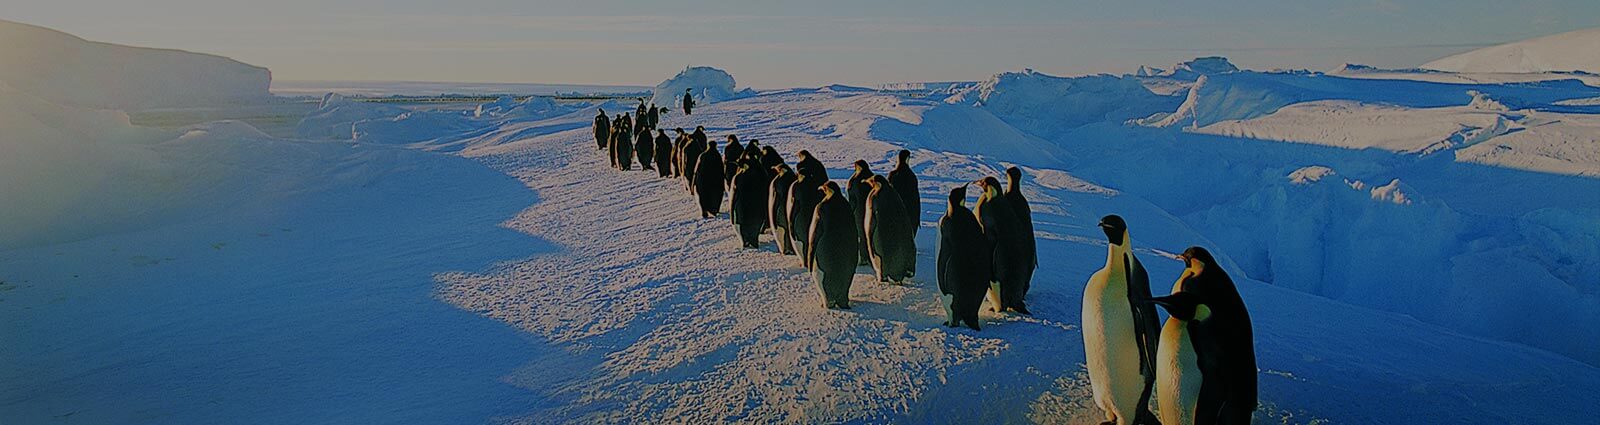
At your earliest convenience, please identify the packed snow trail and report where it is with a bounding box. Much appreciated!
[436,90,1600,424]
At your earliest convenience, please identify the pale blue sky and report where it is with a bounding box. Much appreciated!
[7,0,1598,87]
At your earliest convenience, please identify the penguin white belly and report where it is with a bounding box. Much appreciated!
[1157,318,1202,425]
[1082,268,1143,424]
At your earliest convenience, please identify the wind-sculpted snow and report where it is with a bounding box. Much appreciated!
[947,70,1179,136]
[0,19,270,109]
[652,66,749,107]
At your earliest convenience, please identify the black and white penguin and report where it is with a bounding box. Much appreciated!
[888,150,920,225]
[1004,166,1037,298]
[1170,246,1257,424]
[593,109,610,151]
[654,130,673,178]
[730,162,768,248]
[635,127,654,171]
[937,184,991,330]
[682,127,708,192]
[673,129,689,178]
[760,146,783,171]
[615,124,635,171]
[887,150,920,277]
[787,172,824,266]
[723,135,744,186]
[974,177,1030,314]
[795,150,827,183]
[1082,214,1162,425]
[808,181,858,309]
[694,141,725,218]
[768,164,798,255]
[846,160,876,265]
[1146,291,1218,425]
[865,175,916,283]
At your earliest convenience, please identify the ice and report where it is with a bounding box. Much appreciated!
[651,66,747,107]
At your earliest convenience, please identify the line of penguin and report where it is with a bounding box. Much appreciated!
[592,103,1258,425]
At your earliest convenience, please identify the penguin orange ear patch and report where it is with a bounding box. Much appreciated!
[1194,304,1213,322]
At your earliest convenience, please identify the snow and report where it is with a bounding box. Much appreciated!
[5,22,1600,423]
[1423,27,1600,74]
[0,19,270,109]
[651,66,748,107]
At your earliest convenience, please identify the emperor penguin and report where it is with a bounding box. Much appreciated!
[682,127,708,192]
[974,177,1030,314]
[1172,246,1257,424]
[937,184,991,330]
[769,164,798,255]
[615,126,635,171]
[865,175,916,283]
[888,150,920,225]
[1004,166,1037,298]
[1082,214,1162,425]
[1147,291,1219,425]
[808,181,858,309]
[787,172,824,266]
[760,146,784,171]
[724,135,745,187]
[635,127,654,171]
[846,160,876,265]
[694,141,725,218]
[795,150,827,183]
[593,109,610,151]
[730,162,768,248]
[653,130,673,178]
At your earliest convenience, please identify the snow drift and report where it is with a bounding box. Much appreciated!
[651,66,749,107]
[0,19,271,110]
[1423,27,1600,74]
[945,70,1179,137]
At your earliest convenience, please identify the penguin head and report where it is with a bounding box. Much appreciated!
[949,185,968,207]
[898,149,911,163]
[764,146,777,156]
[868,175,889,189]
[598,108,606,115]
[774,163,792,176]
[976,176,1003,197]
[1181,246,1218,271]
[1006,166,1023,181]
[1098,215,1128,246]
[821,181,841,197]
[798,150,813,159]
[1148,292,1212,322]
[853,160,870,172]
[708,140,718,150]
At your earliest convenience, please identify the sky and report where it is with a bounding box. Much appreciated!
[6,0,1599,88]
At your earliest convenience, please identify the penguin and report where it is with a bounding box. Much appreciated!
[1081,214,1162,425]
[654,130,673,178]
[683,127,708,193]
[594,109,610,151]
[694,141,725,218]
[760,146,784,171]
[1172,246,1257,424]
[673,129,689,178]
[608,124,621,169]
[787,172,823,266]
[974,177,1030,315]
[682,88,695,115]
[1146,291,1219,425]
[808,181,858,309]
[937,184,991,330]
[769,164,798,255]
[1004,166,1037,299]
[888,150,920,225]
[795,150,827,183]
[865,175,916,283]
[615,125,634,171]
[724,135,745,186]
[635,127,654,171]
[730,162,768,248]
[887,149,920,277]
[846,160,876,265]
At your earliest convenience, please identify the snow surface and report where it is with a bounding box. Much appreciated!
[0,19,270,109]
[1423,27,1600,74]
[4,31,1600,423]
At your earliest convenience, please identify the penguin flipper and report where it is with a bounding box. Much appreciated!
[1127,254,1161,379]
